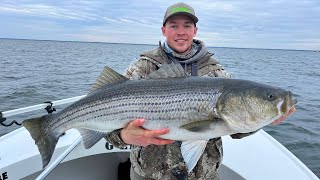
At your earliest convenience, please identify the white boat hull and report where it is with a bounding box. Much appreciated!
[0,127,318,180]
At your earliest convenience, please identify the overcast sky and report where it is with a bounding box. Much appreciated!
[1,0,319,50]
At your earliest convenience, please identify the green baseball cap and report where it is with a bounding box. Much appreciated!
[163,2,198,26]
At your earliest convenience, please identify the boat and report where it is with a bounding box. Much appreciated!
[0,96,319,180]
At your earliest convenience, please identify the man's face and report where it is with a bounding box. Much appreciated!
[162,15,198,54]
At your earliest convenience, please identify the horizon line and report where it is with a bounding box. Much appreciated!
[0,37,315,52]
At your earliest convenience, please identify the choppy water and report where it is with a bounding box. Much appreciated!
[0,39,319,177]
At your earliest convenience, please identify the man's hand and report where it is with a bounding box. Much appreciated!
[272,106,296,125]
[120,119,175,147]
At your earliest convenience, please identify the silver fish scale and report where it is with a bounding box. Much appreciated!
[48,77,221,133]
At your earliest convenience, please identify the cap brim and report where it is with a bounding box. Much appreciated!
[163,12,198,25]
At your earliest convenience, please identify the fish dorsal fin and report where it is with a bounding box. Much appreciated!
[147,63,187,79]
[181,140,208,173]
[90,66,129,93]
[78,129,107,149]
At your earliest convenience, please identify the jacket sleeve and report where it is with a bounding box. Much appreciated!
[104,57,159,148]
[197,57,231,78]
[123,57,159,79]
[104,129,128,148]
[199,57,258,139]
[199,63,231,78]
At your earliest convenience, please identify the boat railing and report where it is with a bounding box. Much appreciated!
[1,95,87,118]
[1,95,87,180]
[1,95,87,126]
[36,136,82,180]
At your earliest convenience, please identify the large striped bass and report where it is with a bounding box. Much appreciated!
[22,63,297,171]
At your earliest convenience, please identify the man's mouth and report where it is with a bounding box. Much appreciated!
[175,39,187,42]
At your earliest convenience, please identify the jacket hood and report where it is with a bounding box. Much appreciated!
[163,39,210,64]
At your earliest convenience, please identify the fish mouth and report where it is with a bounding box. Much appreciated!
[278,91,297,116]
[272,92,297,125]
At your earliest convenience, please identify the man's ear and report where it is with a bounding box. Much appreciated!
[193,26,198,37]
[161,26,166,36]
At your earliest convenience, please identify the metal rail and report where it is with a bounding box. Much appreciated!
[1,95,86,118]
[2,95,86,179]
[35,136,82,180]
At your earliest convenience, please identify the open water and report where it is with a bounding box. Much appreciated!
[0,39,319,177]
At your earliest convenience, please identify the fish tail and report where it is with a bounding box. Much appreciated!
[22,115,59,168]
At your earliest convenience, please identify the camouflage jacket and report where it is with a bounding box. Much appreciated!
[105,41,254,180]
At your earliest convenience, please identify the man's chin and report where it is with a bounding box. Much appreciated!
[172,46,190,54]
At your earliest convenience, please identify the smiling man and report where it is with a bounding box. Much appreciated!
[105,2,294,180]
[161,7,198,54]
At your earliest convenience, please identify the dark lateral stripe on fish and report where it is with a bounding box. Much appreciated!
[48,91,217,130]
[53,107,204,131]
[49,82,215,124]
[50,93,216,131]
[51,91,200,122]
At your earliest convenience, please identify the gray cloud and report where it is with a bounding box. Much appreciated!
[0,0,319,50]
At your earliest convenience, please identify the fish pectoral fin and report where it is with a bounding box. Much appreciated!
[89,66,129,93]
[147,63,187,79]
[78,129,108,149]
[181,140,208,173]
[180,120,213,132]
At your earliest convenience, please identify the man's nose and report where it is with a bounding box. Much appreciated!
[176,27,186,35]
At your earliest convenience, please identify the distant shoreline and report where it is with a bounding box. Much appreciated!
[0,37,314,52]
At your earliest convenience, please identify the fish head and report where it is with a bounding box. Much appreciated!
[216,80,297,133]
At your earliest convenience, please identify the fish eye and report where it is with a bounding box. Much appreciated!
[266,93,276,101]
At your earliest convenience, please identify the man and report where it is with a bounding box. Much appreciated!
[106,2,295,180]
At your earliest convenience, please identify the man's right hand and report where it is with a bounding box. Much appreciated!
[120,119,175,147]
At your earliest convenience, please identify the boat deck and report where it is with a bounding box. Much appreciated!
[1,128,318,179]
